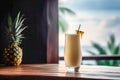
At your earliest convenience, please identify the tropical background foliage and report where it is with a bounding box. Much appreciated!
[87,34,120,66]
[59,3,75,33]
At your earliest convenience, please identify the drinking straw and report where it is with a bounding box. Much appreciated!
[78,24,81,31]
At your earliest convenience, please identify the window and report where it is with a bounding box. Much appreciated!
[59,0,120,66]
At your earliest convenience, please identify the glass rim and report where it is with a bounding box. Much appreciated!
[65,33,79,35]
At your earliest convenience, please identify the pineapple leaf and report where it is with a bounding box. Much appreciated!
[17,14,24,26]
[17,34,25,39]
[8,15,12,27]
[15,11,21,29]
[7,15,13,34]
[16,18,26,33]
[16,26,27,36]
[15,15,24,30]
[11,34,15,42]
[4,26,10,35]
[6,11,27,45]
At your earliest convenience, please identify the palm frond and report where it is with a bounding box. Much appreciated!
[86,50,96,55]
[107,41,114,54]
[58,6,75,33]
[87,34,120,66]
[110,34,115,45]
[113,45,120,54]
[97,60,107,65]
[107,34,120,55]
[59,16,68,32]
[91,42,107,55]
[59,7,75,15]
[107,34,115,53]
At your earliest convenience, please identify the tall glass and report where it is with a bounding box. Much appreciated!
[64,34,82,72]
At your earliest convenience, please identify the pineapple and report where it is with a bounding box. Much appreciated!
[3,12,27,66]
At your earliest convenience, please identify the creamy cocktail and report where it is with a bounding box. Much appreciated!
[64,34,82,72]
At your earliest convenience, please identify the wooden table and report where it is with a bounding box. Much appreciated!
[0,64,120,80]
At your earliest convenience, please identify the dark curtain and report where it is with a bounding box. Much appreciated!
[0,0,58,64]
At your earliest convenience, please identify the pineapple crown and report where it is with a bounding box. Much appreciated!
[6,11,27,46]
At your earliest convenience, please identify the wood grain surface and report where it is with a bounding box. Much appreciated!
[0,64,120,80]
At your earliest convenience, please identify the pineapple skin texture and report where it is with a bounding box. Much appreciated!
[3,44,23,66]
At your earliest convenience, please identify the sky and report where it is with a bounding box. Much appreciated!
[59,0,120,47]
[60,0,120,10]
